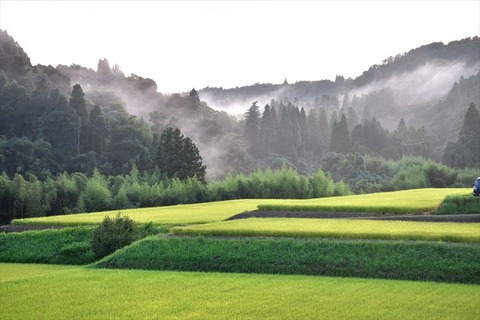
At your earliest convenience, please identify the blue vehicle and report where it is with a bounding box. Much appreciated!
[474,177,480,196]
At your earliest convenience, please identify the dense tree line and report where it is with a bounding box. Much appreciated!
[0,72,207,182]
[322,153,477,194]
[0,166,350,224]
[243,99,435,172]
[442,103,480,168]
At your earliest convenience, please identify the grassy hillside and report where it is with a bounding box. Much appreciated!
[172,218,480,243]
[0,227,95,265]
[11,188,470,226]
[96,236,480,283]
[1,263,479,320]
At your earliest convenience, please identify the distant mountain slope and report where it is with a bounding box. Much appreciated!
[199,37,480,151]
[200,37,479,114]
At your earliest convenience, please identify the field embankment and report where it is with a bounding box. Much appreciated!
[1,263,479,320]
[0,227,95,265]
[94,235,480,284]
[172,218,480,243]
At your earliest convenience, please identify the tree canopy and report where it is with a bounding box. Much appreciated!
[154,127,207,183]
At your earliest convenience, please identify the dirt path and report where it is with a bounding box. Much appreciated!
[226,211,480,223]
[0,225,65,233]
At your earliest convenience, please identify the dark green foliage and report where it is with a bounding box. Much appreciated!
[321,153,474,194]
[91,214,139,259]
[435,195,480,214]
[258,104,277,158]
[154,127,206,183]
[0,227,95,265]
[69,84,89,154]
[442,103,480,168]
[207,165,348,201]
[243,102,261,156]
[95,236,480,284]
[329,115,351,154]
[60,241,92,258]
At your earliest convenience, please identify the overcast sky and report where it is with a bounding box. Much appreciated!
[1,1,479,93]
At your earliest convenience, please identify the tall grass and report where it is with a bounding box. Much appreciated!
[95,236,480,284]
[435,195,480,214]
[2,263,479,320]
[0,227,95,265]
[172,218,480,243]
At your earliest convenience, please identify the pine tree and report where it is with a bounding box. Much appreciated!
[329,114,351,154]
[69,84,88,154]
[442,103,480,168]
[89,105,107,159]
[154,127,206,183]
[259,105,278,158]
[306,109,319,158]
[347,107,359,132]
[318,107,330,155]
[243,102,260,157]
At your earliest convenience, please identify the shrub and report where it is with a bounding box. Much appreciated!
[91,213,139,259]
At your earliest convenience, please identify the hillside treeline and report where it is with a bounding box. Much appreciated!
[242,99,480,172]
[1,156,477,224]
[0,166,350,223]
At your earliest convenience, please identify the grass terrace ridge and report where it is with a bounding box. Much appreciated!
[257,188,470,214]
[172,218,480,243]
[11,188,471,227]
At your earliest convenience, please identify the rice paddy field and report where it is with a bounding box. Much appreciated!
[257,188,472,213]
[3,188,480,319]
[12,188,471,226]
[1,263,479,320]
[172,218,480,242]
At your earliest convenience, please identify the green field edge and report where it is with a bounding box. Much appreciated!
[256,204,433,214]
[92,235,480,284]
[8,188,471,227]
[171,218,480,244]
[2,263,480,320]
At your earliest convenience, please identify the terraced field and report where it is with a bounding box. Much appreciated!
[172,218,480,242]
[3,188,479,319]
[1,263,479,320]
[12,188,471,226]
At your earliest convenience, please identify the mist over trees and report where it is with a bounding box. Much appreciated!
[0,29,479,221]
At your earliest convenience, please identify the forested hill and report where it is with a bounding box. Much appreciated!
[0,29,243,178]
[200,37,479,110]
[0,29,478,183]
[199,37,480,138]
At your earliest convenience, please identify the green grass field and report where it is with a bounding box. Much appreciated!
[257,188,471,214]
[12,199,262,226]
[11,188,471,226]
[1,263,479,320]
[172,218,480,242]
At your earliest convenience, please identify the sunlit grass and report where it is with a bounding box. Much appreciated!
[258,188,471,214]
[172,218,480,242]
[12,199,262,226]
[12,188,471,226]
[1,263,479,320]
